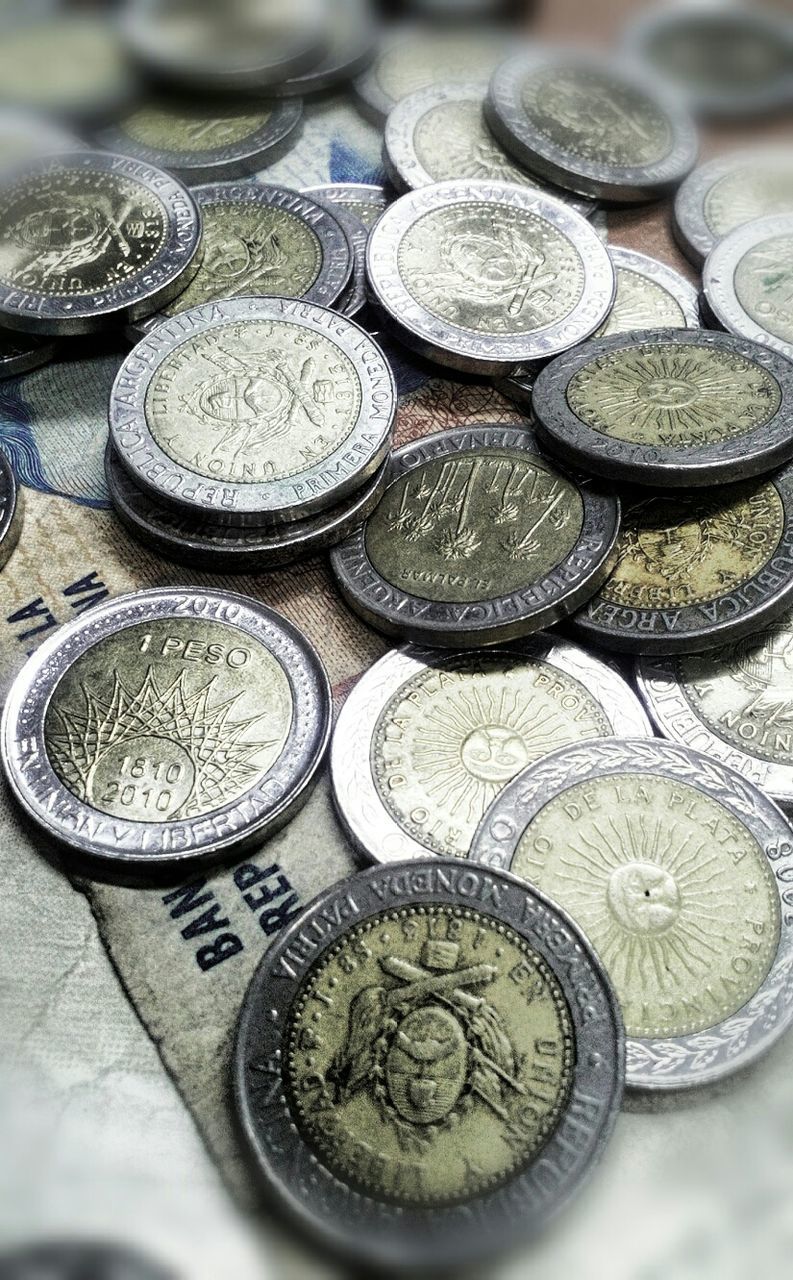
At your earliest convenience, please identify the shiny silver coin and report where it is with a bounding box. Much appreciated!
[304,181,391,228]
[99,98,304,185]
[271,0,377,96]
[0,14,135,124]
[365,179,615,375]
[486,48,698,203]
[234,857,624,1270]
[0,447,22,569]
[332,637,652,865]
[470,736,793,1091]
[0,328,56,380]
[595,246,699,337]
[703,214,793,363]
[673,146,793,266]
[532,329,793,488]
[0,151,203,337]
[303,191,369,317]
[110,296,396,527]
[330,423,620,647]
[1,587,331,871]
[105,441,388,571]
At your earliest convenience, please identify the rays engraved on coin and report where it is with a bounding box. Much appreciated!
[521,67,671,167]
[735,235,793,344]
[595,270,686,336]
[413,101,541,188]
[705,169,793,239]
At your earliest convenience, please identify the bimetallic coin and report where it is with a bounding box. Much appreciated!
[99,98,303,185]
[305,182,390,229]
[0,448,22,570]
[595,247,699,338]
[0,15,134,123]
[0,328,56,380]
[0,151,203,337]
[570,465,793,654]
[470,737,793,1090]
[330,424,620,647]
[332,638,652,865]
[303,192,369,318]
[636,607,793,812]
[366,180,615,375]
[533,329,793,488]
[271,0,376,96]
[234,859,624,1269]
[486,50,698,204]
[105,442,388,571]
[1,587,330,870]
[673,147,793,266]
[110,296,396,526]
[703,214,793,363]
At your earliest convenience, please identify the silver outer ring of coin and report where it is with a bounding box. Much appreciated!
[673,146,793,266]
[0,151,203,337]
[599,246,700,332]
[303,181,391,229]
[302,192,368,317]
[532,328,793,488]
[469,735,793,1091]
[0,587,331,869]
[330,423,621,647]
[703,213,793,363]
[0,447,23,569]
[128,182,354,339]
[570,458,793,655]
[485,50,699,204]
[0,330,58,380]
[234,857,624,1270]
[270,8,377,97]
[331,637,653,866]
[97,99,304,185]
[105,442,389,571]
[366,180,616,375]
[111,295,396,526]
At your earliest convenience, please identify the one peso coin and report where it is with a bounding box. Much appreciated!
[331,637,652,865]
[673,146,793,266]
[1,587,331,870]
[569,465,793,654]
[532,329,793,488]
[330,424,620,647]
[234,858,624,1269]
[594,247,699,338]
[0,151,203,336]
[303,182,391,229]
[0,447,23,569]
[302,191,369,318]
[110,296,396,527]
[365,180,615,375]
[486,49,698,204]
[703,214,793,363]
[470,736,793,1090]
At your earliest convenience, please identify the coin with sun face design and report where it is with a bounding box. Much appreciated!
[0,588,330,870]
[331,638,652,864]
[470,736,793,1090]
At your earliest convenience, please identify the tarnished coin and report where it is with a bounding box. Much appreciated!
[703,214,793,363]
[532,329,793,488]
[486,50,698,203]
[330,424,620,647]
[129,183,352,337]
[0,151,203,337]
[595,247,699,338]
[0,447,22,569]
[470,737,793,1091]
[570,465,793,654]
[366,180,615,374]
[332,638,652,865]
[1,587,331,870]
[637,609,793,812]
[303,191,369,317]
[673,146,793,266]
[105,442,388,571]
[234,859,624,1269]
[0,14,134,123]
[305,181,390,228]
[0,328,56,380]
[110,296,396,526]
[271,0,376,96]
[99,98,303,185]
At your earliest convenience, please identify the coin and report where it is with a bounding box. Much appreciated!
[532,329,793,488]
[486,50,698,203]
[673,146,793,266]
[0,447,22,569]
[99,98,304,185]
[110,295,396,526]
[636,608,793,811]
[366,180,615,375]
[105,441,388,571]
[570,467,793,654]
[0,14,134,123]
[0,328,56,380]
[1,587,330,870]
[234,859,624,1269]
[271,0,376,96]
[305,181,391,228]
[594,247,699,338]
[332,637,652,865]
[303,191,369,317]
[128,183,353,337]
[470,736,793,1090]
[703,214,793,363]
[0,151,203,337]
[330,423,620,647]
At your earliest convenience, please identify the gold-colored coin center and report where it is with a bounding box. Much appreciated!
[638,377,697,409]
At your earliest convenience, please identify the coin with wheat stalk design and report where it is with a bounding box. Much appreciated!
[470,736,793,1091]
[330,424,620,647]
[332,637,651,865]
[703,214,793,364]
[0,588,330,870]
[234,858,623,1268]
